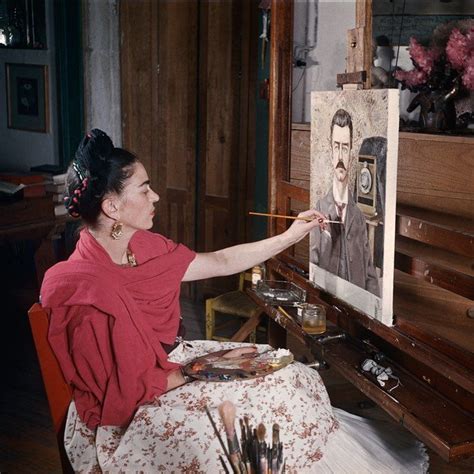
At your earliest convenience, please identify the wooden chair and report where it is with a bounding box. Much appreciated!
[205,271,265,343]
[28,303,73,473]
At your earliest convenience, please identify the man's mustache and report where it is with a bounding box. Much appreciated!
[336,160,346,171]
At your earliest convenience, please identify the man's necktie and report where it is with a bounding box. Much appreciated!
[335,202,346,221]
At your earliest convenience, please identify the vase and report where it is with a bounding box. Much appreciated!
[407,86,458,132]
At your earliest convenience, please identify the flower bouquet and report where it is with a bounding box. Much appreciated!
[394,20,474,131]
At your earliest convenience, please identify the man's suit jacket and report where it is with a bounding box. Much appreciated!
[310,189,380,297]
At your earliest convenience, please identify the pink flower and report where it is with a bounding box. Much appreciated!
[394,68,428,88]
[461,53,474,90]
[446,28,469,70]
[408,37,440,75]
[467,28,474,51]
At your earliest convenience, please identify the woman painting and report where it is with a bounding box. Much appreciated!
[40,129,427,473]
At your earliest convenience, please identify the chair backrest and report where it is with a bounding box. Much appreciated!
[239,270,254,291]
[28,303,72,433]
[28,303,73,473]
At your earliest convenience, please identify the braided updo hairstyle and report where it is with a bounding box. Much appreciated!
[64,129,138,224]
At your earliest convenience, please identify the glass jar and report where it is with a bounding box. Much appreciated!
[251,264,266,288]
[301,304,326,335]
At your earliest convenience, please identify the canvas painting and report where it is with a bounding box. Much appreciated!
[309,89,399,325]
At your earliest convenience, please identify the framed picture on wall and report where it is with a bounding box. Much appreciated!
[5,63,49,132]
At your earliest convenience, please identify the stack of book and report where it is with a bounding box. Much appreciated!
[30,165,68,217]
[45,174,67,216]
[0,172,47,200]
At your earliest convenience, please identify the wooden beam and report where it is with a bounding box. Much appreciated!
[336,71,367,87]
[230,312,264,343]
[354,0,372,88]
[268,0,293,235]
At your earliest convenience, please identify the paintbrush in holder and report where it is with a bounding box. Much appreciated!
[206,402,286,473]
[218,401,244,473]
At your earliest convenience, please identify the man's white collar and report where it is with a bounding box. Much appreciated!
[332,179,348,205]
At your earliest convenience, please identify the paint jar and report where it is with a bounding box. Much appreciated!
[251,264,266,288]
[301,304,326,335]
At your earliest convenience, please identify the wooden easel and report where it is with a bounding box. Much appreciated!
[254,0,474,463]
[337,0,371,91]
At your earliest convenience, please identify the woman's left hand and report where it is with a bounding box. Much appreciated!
[285,209,327,244]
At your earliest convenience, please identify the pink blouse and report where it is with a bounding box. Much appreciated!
[40,228,196,429]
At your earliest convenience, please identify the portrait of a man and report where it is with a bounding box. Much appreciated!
[309,89,399,325]
[310,109,380,297]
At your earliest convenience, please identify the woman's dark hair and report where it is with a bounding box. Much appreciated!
[64,129,138,224]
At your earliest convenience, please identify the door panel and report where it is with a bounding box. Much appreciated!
[121,0,258,299]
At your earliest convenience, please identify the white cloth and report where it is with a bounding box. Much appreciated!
[64,341,428,473]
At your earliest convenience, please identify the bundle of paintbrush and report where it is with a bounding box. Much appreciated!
[205,401,285,473]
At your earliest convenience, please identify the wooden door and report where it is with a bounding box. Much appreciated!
[121,0,197,250]
[197,0,258,297]
[120,0,258,298]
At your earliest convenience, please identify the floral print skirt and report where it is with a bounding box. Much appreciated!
[64,341,428,473]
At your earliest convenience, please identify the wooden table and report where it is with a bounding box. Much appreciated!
[0,198,73,286]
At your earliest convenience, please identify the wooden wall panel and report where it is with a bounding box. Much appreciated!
[159,3,198,194]
[397,133,474,220]
[121,1,258,298]
[289,127,474,221]
[120,0,156,176]
[156,1,197,251]
[121,0,197,252]
[198,0,257,297]
[290,123,310,189]
[204,3,233,198]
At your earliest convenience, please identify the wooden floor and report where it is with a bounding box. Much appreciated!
[2,283,473,472]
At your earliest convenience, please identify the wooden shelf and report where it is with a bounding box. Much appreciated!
[394,270,474,356]
[395,235,474,299]
[396,205,473,258]
[248,292,474,462]
[323,338,474,463]
[397,134,474,220]
[268,257,474,392]
[399,131,474,144]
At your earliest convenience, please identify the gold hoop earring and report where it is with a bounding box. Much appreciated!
[111,221,123,240]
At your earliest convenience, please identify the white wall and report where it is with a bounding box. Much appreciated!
[292,0,356,123]
[0,0,59,171]
[83,0,122,146]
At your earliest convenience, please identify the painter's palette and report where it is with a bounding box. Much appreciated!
[184,349,294,382]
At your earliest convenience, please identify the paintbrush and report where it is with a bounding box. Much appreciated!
[272,424,279,473]
[218,401,243,473]
[220,455,231,473]
[240,418,253,473]
[205,405,236,473]
[277,444,284,474]
[257,423,267,474]
[249,211,343,224]
[253,428,259,471]
[243,417,255,470]
[277,306,294,321]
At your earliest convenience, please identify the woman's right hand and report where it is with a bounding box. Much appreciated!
[285,209,327,244]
